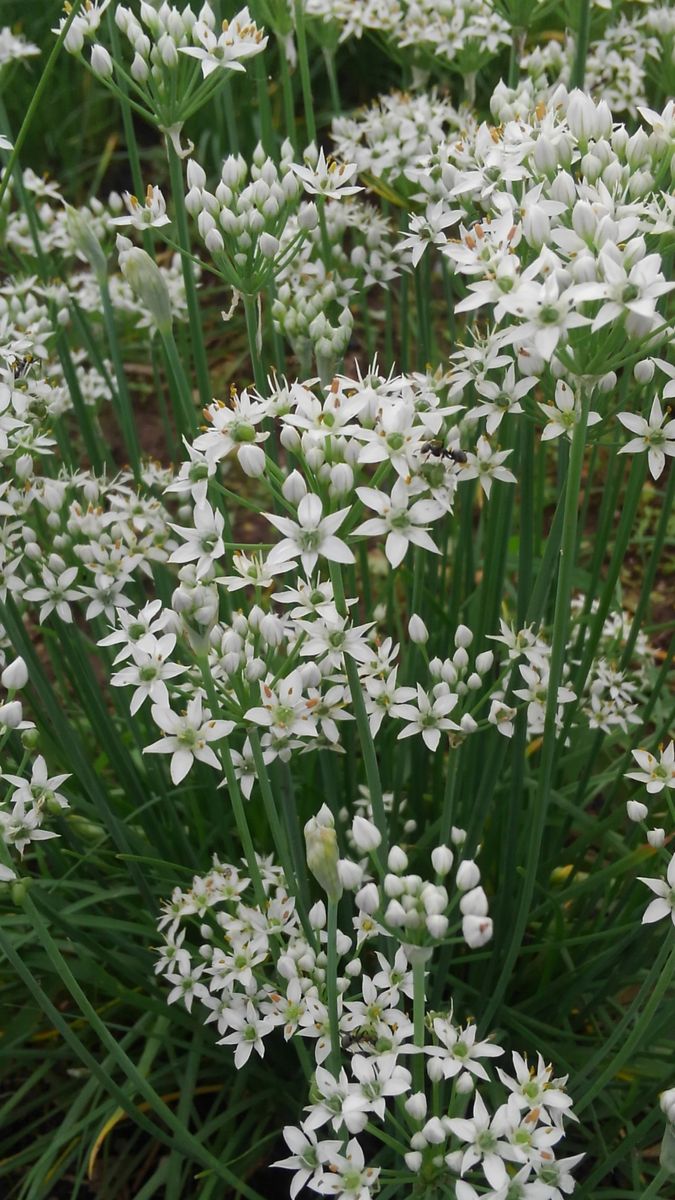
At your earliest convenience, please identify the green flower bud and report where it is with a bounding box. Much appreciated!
[117,236,172,334]
[304,804,342,903]
[65,203,108,283]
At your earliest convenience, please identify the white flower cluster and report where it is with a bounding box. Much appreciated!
[0,655,70,868]
[155,849,580,1200]
[303,0,510,67]
[58,2,268,129]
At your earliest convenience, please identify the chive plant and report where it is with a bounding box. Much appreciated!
[0,2,673,1198]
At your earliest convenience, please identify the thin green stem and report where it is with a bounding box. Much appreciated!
[570,0,592,89]
[482,389,590,1029]
[100,279,142,477]
[293,0,317,144]
[327,898,342,1075]
[166,141,210,407]
[412,956,427,1094]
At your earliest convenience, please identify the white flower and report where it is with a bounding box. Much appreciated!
[472,365,537,435]
[394,684,460,752]
[638,855,675,927]
[165,959,208,1013]
[169,502,225,578]
[273,1125,342,1200]
[110,185,171,230]
[178,9,268,78]
[111,633,186,715]
[355,477,442,568]
[446,1091,509,1190]
[617,399,675,480]
[218,999,276,1067]
[539,380,601,442]
[2,756,70,811]
[426,1018,503,1081]
[145,696,234,784]
[24,563,83,624]
[398,201,462,267]
[292,148,363,198]
[245,670,319,740]
[266,494,354,576]
[0,797,59,856]
[310,1137,379,1197]
[625,742,675,793]
[461,437,516,499]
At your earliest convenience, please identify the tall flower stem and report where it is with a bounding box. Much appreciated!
[100,280,142,477]
[327,898,342,1075]
[412,955,427,1093]
[158,325,198,437]
[482,388,591,1030]
[293,0,317,145]
[166,141,211,408]
[243,292,267,394]
[571,0,592,89]
[330,565,388,859]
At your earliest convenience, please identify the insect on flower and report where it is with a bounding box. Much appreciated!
[421,439,467,464]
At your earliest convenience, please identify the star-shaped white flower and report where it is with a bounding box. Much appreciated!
[265,494,354,576]
[617,398,675,480]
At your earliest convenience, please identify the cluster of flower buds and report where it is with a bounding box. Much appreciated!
[59,3,268,152]
[184,143,317,293]
[350,814,492,950]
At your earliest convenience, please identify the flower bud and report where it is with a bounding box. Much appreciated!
[459,886,488,917]
[431,845,454,876]
[475,650,494,675]
[91,44,113,78]
[338,858,363,890]
[282,470,307,504]
[660,1088,675,1125]
[408,614,428,645]
[454,624,473,648]
[387,845,408,873]
[355,882,379,914]
[1,657,28,690]
[0,700,23,728]
[405,1092,428,1121]
[117,237,172,334]
[462,914,493,948]
[238,443,265,478]
[384,872,405,898]
[626,800,648,822]
[66,204,107,282]
[423,1117,446,1145]
[299,202,318,230]
[259,232,280,258]
[309,899,326,929]
[426,914,449,938]
[426,1056,444,1082]
[633,359,654,384]
[352,815,381,854]
[384,898,406,926]
[456,860,480,891]
[404,1152,423,1172]
[455,1071,475,1094]
[648,828,665,848]
[304,805,342,903]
